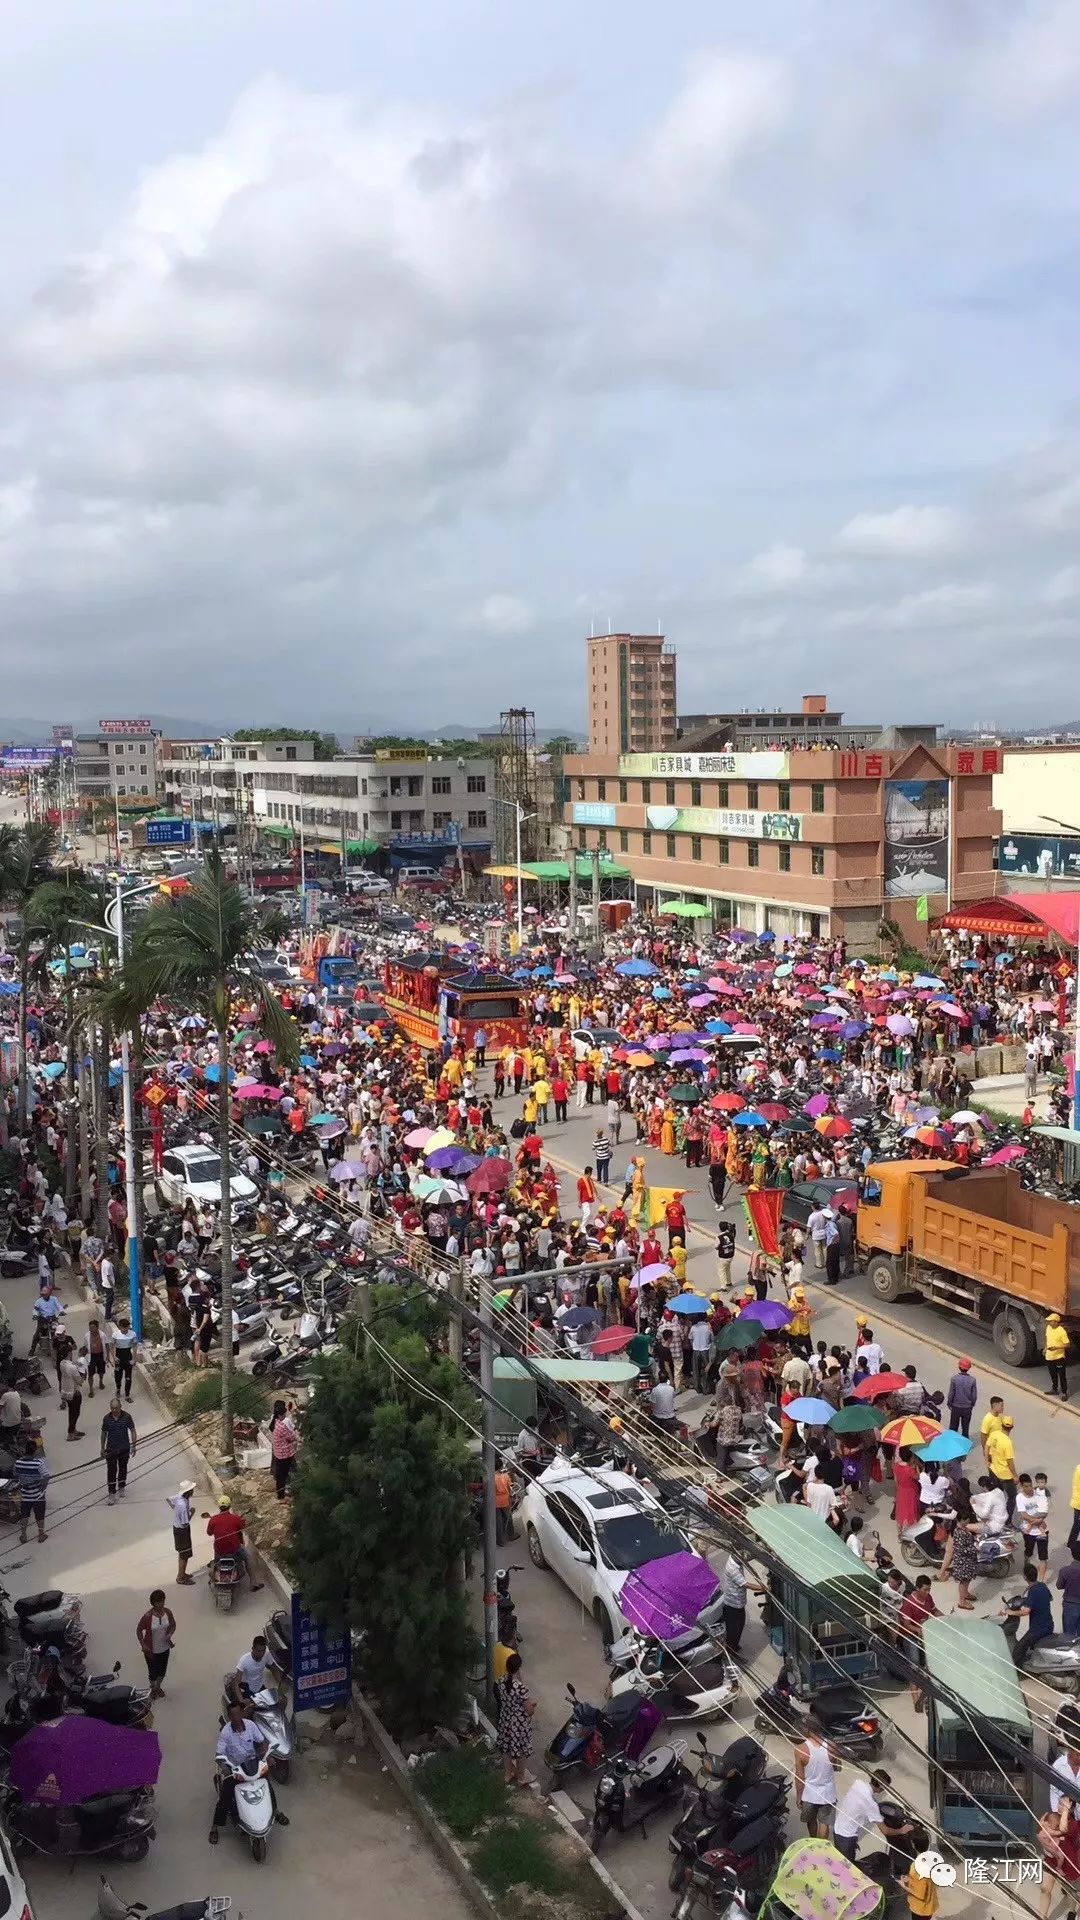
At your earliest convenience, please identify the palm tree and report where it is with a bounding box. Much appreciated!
[27,874,101,1212]
[103,852,298,1457]
[0,824,60,1124]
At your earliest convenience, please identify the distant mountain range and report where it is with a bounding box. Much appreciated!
[2,713,586,747]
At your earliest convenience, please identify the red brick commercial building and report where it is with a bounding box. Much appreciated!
[564,741,1002,952]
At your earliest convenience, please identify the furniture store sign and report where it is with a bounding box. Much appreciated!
[645,804,802,841]
[618,751,789,779]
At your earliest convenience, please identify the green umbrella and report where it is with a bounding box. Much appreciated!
[245,1114,283,1135]
[658,900,710,918]
[830,1404,888,1435]
[669,1083,702,1105]
[715,1320,760,1352]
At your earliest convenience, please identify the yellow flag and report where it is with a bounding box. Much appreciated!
[648,1186,685,1227]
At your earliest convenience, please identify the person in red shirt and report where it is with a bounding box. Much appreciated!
[898,1575,939,1708]
[551,1075,569,1123]
[641,1231,664,1268]
[664,1195,687,1249]
[205,1497,263,1592]
[577,1169,596,1225]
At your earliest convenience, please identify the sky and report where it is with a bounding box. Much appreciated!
[3,0,1080,732]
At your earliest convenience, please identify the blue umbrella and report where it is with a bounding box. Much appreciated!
[615,959,658,977]
[960,959,981,970]
[652,986,672,1000]
[427,1147,480,1175]
[915,1431,972,1463]
[0,982,17,997]
[818,1048,842,1063]
[666,1293,709,1317]
[913,975,945,989]
[783,1396,836,1426]
[532,966,553,978]
[511,968,530,981]
[561,1307,602,1328]
[40,1061,66,1080]
[837,1020,866,1039]
[774,962,793,978]
[309,1111,338,1126]
[704,1020,732,1036]
[299,1053,317,1068]
[108,1066,123,1087]
[203,1062,236,1085]
[733,1110,768,1128]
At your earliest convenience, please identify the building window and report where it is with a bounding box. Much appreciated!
[690,780,702,808]
[432,811,452,828]
[778,844,791,872]
[665,781,676,805]
[666,833,677,859]
[811,845,825,875]
[718,782,729,808]
[390,811,402,830]
[618,779,628,803]
[641,780,652,803]
[811,783,825,813]
[467,810,487,829]
[597,828,607,851]
[691,835,702,861]
[747,842,759,868]
[597,779,606,800]
[467,774,486,794]
[746,782,759,810]
[718,839,729,865]
[619,828,628,852]
[777,782,791,811]
[431,776,451,795]
[578,828,587,849]
[642,831,652,855]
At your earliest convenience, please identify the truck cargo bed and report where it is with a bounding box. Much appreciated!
[914,1169,1076,1314]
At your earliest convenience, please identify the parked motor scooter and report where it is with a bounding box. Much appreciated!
[590,1738,689,1852]
[1002,1600,1080,1693]
[96,1870,232,1920]
[264,1607,292,1680]
[668,1735,788,1895]
[608,1644,741,1726]
[900,1509,1014,1576]
[753,1670,883,1760]
[544,1683,661,1785]
[1,1781,155,1862]
[208,1557,243,1614]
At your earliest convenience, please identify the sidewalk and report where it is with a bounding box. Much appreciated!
[0,1260,471,1920]
[971,1071,1055,1120]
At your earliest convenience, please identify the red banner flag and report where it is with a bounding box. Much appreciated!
[743,1188,783,1259]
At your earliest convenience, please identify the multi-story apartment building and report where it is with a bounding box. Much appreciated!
[74,722,160,803]
[564,736,1002,952]
[587,634,677,755]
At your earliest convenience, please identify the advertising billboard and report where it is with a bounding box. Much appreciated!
[2,746,57,768]
[619,751,788,779]
[571,801,618,827]
[997,834,1080,881]
[99,718,152,735]
[884,779,950,899]
[644,803,802,841]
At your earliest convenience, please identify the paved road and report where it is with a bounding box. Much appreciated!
[0,1264,472,1920]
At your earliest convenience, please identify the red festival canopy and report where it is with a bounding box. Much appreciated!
[940,893,1080,944]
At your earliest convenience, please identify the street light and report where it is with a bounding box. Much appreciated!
[489,796,536,951]
[1038,816,1080,1132]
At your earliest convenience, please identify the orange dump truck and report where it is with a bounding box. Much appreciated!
[857,1158,1080,1367]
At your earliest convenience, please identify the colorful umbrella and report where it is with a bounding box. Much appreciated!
[427,1146,481,1175]
[915,1431,972,1462]
[803,1093,831,1118]
[11,1716,161,1806]
[710,1092,744,1112]
[880,1415,942,1448]
[313,1116,347,1139]
[253,1038,275,1055]
[234,1083,282,1100]
[756,1102,791,1122]
[815,1115,853,1139]
[783,1396,837,1426]
[911,1126,951,1150]
[986,1143,1026,1166]
[591,1325,635,1356]
[619,1552,719,1641]
[466,1158,512,1194]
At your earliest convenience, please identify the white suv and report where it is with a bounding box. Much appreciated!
[156,1144,257,1210]
[520,1459,696,1647]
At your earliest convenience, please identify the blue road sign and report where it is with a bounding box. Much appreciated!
[290,1593,351,1711]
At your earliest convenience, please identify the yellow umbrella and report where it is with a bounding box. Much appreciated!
[880,1415,941,1449]
[424,1126,458,1153]
[626,1051,657,1068]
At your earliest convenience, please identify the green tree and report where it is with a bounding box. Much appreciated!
[232,729,338,761]
[24,874,100,1210]
[286,1306,478,1735]
[101,851,298,1455]
[0,823,60,1124]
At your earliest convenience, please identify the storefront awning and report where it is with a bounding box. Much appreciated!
[940,892,1080,943]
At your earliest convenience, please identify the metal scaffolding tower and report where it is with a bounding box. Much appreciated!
[493,708,537,866]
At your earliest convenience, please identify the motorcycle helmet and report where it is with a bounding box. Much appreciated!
[957,1357,971,1371]
[218,1494,232,1510]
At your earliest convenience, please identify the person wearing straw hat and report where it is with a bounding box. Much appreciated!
[167,1477,197,1585]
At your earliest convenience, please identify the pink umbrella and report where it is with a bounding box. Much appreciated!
[711,983,743,998]
[986,1144,1027,1165]
[555,973,576,984]
[733,1022,760,1036]
[253,1039,274,1055]
[803,1093,831,1118]
[1033,999,1057,1014]
[234,1083,283,1100]
[794,963,817,977]
[591,1325,635,1356]
[886,1014,914,1036]
[688,994,715,1009]
[404,1127,433,1147]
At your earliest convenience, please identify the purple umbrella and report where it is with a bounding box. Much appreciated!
[427,1146,481,1175]
[803,1092,830,1118]
[809,1013,838,1029]
[738,1298,793,1330]
[313,1116,347,1139]
[886,1014,914,1037]
[669,1050,706,1065]
[837,1020,866,1040]
[321,1042,348,1058]
[688,994,715,1009]
[11,1716,161,1805]
[619,1551,719,1641]
[330,1160,365,1182]
[645,1035,673,1050]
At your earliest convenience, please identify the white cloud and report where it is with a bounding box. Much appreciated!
[640,50,791,213]
[830,582,996,633]
[468,593,536,636]
[836,504,967,560]
[737,544,844,596]
[974,0,1080,123]
[1042,565,1080,606]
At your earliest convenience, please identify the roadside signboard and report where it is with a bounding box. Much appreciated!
[290,1594,351,1710]
[145,819,193,846]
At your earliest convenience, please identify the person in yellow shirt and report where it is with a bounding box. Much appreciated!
[904,1832,938,1920]
[444,1055,463,1091]
[532,1077,551,1123]
[671,1242,688,1286]
[980,1395,1005,1461]
[985,1415,1017,1517]
[1045,1312,1071,1400]
[522,1090,537,1127]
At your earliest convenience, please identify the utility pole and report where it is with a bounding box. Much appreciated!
[479,1276,498,1709]
[568,849,578,942]
[590,847,601,941]
[448,1265,464,1366]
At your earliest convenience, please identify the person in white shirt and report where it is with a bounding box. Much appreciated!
[918,1468,950,1511]
[211,1703,270,1843]
[232,1633,281,1702]
[854,1335,884,1375]
[689,1314,713,1392]
[806,1476,843,1531]
[805,1207,831,1269]
[833,1771,909,1862]
[650,1379,677,1432]
[971,1479,1008,1534]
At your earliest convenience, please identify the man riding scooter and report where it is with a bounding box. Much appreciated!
[203,1497,264,1596]
[210,1700,289,1845]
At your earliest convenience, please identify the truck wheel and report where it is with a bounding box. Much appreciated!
[866,1254,902,1303]
[992,1308,1037,1368]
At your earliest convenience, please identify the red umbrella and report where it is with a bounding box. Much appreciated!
[913,1126,951,1149]
[851,1372,908,1401]
[591,1325,635,1356]
[815,1114,852,1139]
[466,1158,512,1194]
[756,1102,791,1122]
[710,1092,744,1112]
